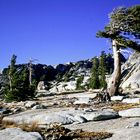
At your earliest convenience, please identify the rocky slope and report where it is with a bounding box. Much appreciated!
[120,51,140,92]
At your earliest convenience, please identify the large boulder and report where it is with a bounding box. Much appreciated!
[83,109,119,121]
[2,108,119,126]
[0,128,43,140]
[37,81,48,91]
[49,81,76,93]
[119,108,140,117]
[122,98,140,104]
[106,127,140,140]
[2,109,77,125]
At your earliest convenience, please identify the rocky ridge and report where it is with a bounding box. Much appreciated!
[0,52,140,139]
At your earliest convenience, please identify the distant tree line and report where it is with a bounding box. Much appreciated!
[1,51,116,101]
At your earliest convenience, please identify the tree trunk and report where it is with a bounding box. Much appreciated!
[9,75,12,91]
[29,59,32,86]
[108,40,121,96]
[9,66,12,91]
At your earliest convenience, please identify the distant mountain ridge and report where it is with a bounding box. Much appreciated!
[0,53,128,93]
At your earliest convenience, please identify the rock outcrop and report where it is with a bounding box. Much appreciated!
[120,51,140,91]
[2,108,119,126]
[0,128,43,140]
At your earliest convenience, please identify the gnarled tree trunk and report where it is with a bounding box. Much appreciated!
[108,40,121,96]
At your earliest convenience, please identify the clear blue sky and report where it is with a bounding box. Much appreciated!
[0,0,139,69]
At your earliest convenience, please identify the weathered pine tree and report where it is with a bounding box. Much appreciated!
[97,5,140,96]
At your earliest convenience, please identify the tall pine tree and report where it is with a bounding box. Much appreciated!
[89,57,100,89]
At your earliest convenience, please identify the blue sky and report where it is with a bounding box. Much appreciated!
[0,0,139,69]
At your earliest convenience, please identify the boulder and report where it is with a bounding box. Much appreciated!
[83,109,119,121]
[111,96,124,101]
[45,114,74,125]
[2,108,119,126]
[2,109,76,125]
[37,81,48,91]
[106,127,140,140]
[119,108,140,117]
[74,97,91,104]
[74,115,87,123]
[49,81,77,93]
[35,91,53,97]
[122,98,140,104]
[0,128,43,140]
[32,104,46,110]
[25,101,38,108]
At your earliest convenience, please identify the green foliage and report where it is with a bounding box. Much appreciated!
[89,53,109,89]
[4,55,36,102]
[97,5,140,52]
[99,51,107,89]
[76,75,84,90]
[89,57,100,89]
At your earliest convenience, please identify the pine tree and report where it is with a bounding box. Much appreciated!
[99,51,107,89]
[97,5,140,96]
[4,55,35,101]
[89,57,100,89]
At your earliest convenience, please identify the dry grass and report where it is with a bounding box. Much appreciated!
[42,124,112,140]
[74,131,113,140]
[110,103,140,112]
[1,120,113,140]
[2,120,41,132]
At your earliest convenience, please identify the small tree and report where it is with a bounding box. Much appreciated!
[99,51,107,89]
[89,57,100,89]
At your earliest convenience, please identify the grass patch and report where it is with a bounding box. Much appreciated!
[42,124,112,140]
[1,120,41,132]
[74,131,112,140]
[110,103,140,112]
